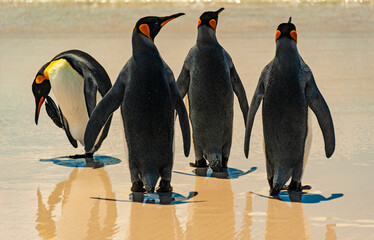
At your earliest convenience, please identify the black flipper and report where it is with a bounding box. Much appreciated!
[92,115,113,152]
[78,59,112,152]
[59,107,78,148]
[83,74,98,117]
[83,66,112,152]
[244,70,266,158]
[169,71,191,157]
[84,69,126,153]
[176,62,191,99]
[45,96,63,128]
[230,63,249,124]
[305,74,335,158]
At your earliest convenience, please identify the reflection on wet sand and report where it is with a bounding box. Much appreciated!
[265,194,312,240]
[36,167,118,239]
[125,193,183,240]
[238,192,253,239]
[185,169,235,239]
[325,222,337,240]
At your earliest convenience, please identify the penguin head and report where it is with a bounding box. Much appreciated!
[275,17,297,43]
[133,13,185,41]
[32,63,51,125]
[197,8,224,31]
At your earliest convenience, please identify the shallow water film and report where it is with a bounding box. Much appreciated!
[1,2,374,239]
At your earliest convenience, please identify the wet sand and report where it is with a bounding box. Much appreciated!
[1,2,374,239]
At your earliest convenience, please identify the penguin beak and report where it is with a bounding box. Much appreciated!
[216,7,224,15]
[35,96,45,125]
[160,13,185,27]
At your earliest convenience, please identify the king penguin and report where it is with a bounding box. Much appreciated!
[244,18,335,195]
[32,50,112,158]
[84,13,190,193]
[177,8,249,172]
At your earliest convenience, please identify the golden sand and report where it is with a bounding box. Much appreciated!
[1,3,374,239]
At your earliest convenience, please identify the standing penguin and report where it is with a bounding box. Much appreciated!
[32,50,112,158]
[177,8,249,172]
[84,13,190,193]
[244,18,335,195]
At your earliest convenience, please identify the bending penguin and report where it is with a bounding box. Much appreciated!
[32,50,112,158]
[177,8,249,172]
[84,13,190,193]
[244,18,335,195]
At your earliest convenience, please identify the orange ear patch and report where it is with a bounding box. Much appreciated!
[275,30,281,41]
[35,75,47,84]
[209,19,217,31]
[290,30,297,43]
[197,19,202,28]
[139,24,151,40]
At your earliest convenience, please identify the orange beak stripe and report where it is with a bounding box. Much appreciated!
[275,30,281,41]
[290,30,297,43]
[37,96,44,116]
[209,19,217,31]
[161,18,174,27]
[139,24,151,40]
[197,19,202,28]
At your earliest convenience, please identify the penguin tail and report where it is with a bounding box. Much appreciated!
[142,172,159,193]
[206,151,223,172]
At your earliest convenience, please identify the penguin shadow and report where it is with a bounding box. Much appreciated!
[173,166,257,179]
[92,191,200,205]
[36,167,118,239]
[251,190,344,204]
[39,155,121,168]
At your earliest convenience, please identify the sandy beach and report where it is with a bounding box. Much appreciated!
[1,1,374,239]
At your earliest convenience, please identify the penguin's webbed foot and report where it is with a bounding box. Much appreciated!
[68,153,93,159]
[270,183,282,196]
[222,157,229,169]
[131,181,146,192]
[302,185,312,190]
[287,180,312,192]
[189,159,208,168]
[288,180,302,192]
[156,179,173,193]
[209,161,223,172]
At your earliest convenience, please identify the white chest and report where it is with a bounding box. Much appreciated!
[46,59,89,144]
